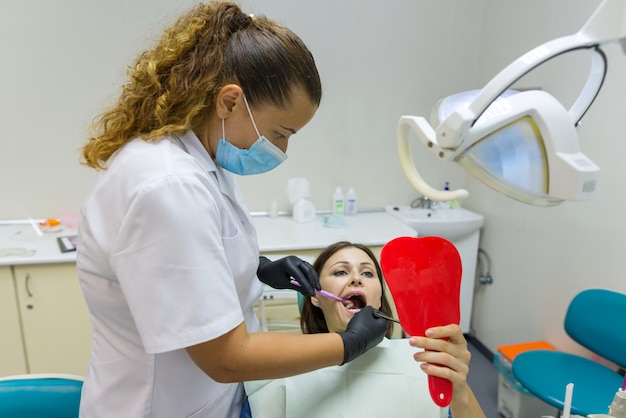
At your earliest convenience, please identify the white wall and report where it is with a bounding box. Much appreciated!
[468,0,626,356]
[235,0,479,213]
[3,0,625,358]
[0,0,197,219]
[0,0,480,219]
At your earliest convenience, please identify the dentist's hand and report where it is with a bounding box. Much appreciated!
[256,256,320,296]
[339,306,388,364]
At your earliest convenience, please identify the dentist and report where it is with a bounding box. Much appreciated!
[76,2,387,417]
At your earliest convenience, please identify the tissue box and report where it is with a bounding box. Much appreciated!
[494,341,558,418]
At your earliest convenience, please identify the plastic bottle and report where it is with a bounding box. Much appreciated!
[609,388,626,417]
[345,188,357,215]
[269,199,279,219]
[439,182,451,209]
[332,187,345,215]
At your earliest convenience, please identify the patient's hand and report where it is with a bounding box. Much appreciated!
[408,325,486,418]
[408,324,469,396]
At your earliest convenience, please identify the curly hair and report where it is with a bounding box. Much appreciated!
[300,242,395,338]
[82,1,321,169]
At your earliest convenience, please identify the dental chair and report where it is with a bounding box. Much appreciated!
[0,373,83,418]
[511,288,626,416]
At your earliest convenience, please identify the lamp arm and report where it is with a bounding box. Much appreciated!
[578,0,626,45]
[469,0,626,128]
[437,0,626,149]
[398,0,625,205]
[397,116,469,201]
[569,48,607,125]
[437,34,606,151]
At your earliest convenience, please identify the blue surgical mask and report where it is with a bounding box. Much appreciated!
[215,95,287,175]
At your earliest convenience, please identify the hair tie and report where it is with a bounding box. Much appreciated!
[233,12,252,31]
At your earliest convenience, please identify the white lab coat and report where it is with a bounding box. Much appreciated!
[77,130,262,417]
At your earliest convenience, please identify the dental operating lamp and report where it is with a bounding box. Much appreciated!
[398,0,626,206]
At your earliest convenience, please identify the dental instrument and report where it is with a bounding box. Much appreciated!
[289,279,401,323]
[396,0,626,206]
[317,289,348,303]
[312,288,401,324]
[289,279,348,303]
[371,309,401,324]
[313,288,402,323]
[563,383,574,418]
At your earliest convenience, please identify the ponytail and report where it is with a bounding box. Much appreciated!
[82,1,321,170]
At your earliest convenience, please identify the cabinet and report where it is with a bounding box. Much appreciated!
[0,266,27,375]
[1,263,92,376]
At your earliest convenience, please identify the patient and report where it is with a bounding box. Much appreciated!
[244,241,486,418]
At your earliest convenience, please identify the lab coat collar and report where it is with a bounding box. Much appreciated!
[175,130,240,204]
[176,130,216,173]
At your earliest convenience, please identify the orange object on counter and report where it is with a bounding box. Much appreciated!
[39,218,61,228]
[38,218,63,233]
[498,340,555,362]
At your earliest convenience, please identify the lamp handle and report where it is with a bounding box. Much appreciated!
[397,116,469,202]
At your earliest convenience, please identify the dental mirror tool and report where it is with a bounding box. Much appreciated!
[290,279,401,323]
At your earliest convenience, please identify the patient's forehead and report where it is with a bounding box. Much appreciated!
[323,248,375,270]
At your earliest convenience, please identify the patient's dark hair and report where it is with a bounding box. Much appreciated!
[300,241,394,338]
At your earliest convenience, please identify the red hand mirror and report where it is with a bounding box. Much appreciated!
[380,236,462,407]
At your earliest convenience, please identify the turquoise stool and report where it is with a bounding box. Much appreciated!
[0,374,83,418]
[512,289,626,416]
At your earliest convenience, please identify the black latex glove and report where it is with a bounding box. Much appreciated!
[339,305,388,365]
[257,256,320,296]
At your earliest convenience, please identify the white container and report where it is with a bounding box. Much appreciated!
[497,373,557,418]
[494,351,558,418]
[609,389,626,417]
[287,178,315,223]
[269,200,279,219]
[332,187,344,215]
[345,188,357,215]
[292,198,316,223]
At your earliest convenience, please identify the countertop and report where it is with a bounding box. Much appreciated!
[253,211,417,252]
[0,222,77,266]
[0,211,417,266]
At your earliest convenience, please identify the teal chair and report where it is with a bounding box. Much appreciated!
[512,289,626,416]
[0,373,83,418]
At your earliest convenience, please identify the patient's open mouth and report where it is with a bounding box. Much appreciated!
[342,293,366,312]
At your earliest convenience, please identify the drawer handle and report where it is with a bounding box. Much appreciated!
[25,273,33,297]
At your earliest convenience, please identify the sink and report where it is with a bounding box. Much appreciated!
[384,205,485,334]
[385,205,484,241]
